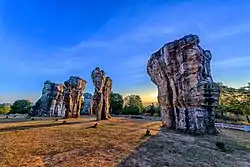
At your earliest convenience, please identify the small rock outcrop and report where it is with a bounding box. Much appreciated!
[64,76,87,118]
[91,67,112,120]
[81,92,93,115]
[30,81,66,117]
[147,34,220,134]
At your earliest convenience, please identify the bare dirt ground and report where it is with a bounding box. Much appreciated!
[119,128,250,167]
[0,116,250,167]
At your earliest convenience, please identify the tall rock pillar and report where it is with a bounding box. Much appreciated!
[91,67,112,120]
[64,76,87,118]
[147,34,220,134]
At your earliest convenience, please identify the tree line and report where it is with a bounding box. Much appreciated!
[0,100,33,115]
[110,92,160,116]
[2,82,249,121]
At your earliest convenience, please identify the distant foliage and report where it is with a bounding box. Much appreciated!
[0,103,11,114]
[110,92,124,114]
[123,105,141,115]
[144,103,161,116]
[123,95,144,115]
[217,82,250,122]
[11,100,33,114]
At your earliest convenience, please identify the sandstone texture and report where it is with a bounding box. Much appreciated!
[147,34,220,134]
[64,76,87,118]
[30,81,66,117]
[91,67,112,120]
[81,93,92,115]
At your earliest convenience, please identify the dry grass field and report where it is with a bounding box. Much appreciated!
[0,116,161,167]
[0,116,250,167]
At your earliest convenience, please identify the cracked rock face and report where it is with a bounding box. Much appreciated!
[91,67,112,120]
[81,93,92,115]
[147,34,220,134]
[64,76,87,118]
[30,81,66,117]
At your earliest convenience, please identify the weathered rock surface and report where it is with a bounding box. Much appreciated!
[102,77,112,119]
[81,93,92,115]
[30,81,66,117]
[91,67,112,120]
[147,34,220,134]
[64,76,87,118]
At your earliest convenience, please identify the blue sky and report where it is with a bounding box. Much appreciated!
[1,0,250,103]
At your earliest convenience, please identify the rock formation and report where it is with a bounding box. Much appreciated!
[91,67,112,120]
[147,34,220,134]
[81,92,93,115]
[29,81,66,117]
[102,77,112,119]
[64,76,87,118]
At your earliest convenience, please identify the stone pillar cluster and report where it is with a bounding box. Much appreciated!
[30,70,113,121]
[30,76,87,118]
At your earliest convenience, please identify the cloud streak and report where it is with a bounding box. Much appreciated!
[213,57,250,68]
[207,23,250,40]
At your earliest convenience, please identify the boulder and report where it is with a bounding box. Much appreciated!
[30,80,66,117]
[147,34,220,134]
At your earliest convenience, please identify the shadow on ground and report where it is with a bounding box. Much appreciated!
[118,128,250,167]
[0,120,97,132]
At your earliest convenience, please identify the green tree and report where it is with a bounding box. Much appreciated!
[238,86,250,123]
[0,103,11,114]
[11,100,33,114]
[110,92,124,115]
[123,95,143,115]
[123,105,141,115]
[217,82,250,123]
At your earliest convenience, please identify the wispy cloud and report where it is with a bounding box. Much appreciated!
[213,57,250,68]
[70,24,175,54]
[207,22,250,40]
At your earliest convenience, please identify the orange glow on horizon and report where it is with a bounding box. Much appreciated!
[122,89,158,104]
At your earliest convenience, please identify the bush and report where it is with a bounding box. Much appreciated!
[0,103,11,114]
[110,92,124,115]
[144,104,161,117]
[11,100,32,114]
[122,105,141,115]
